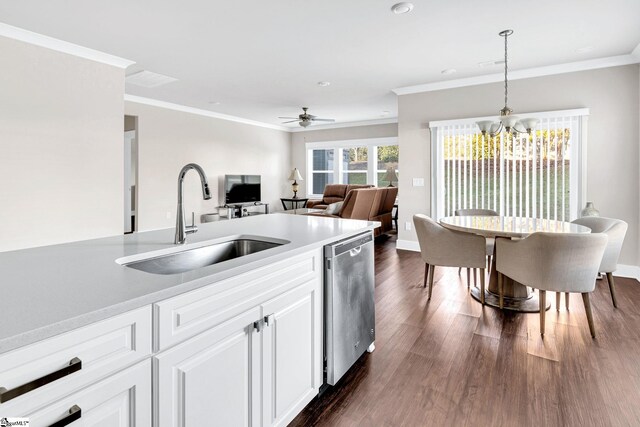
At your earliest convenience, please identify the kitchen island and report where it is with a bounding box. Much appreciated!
[0,213,377,426]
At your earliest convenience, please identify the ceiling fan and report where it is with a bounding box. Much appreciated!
[279,107,335,128]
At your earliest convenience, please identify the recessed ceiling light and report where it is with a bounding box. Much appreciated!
[391,2,414,14]
[317,81,331,87]
[441,68,457,75]
[381,110,390,115]
[575,46,593,54]
[208,101,221,105]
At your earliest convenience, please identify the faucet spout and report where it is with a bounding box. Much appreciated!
[175,163,211,244]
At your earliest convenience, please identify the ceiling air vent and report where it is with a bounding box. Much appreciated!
[125,70,178,88]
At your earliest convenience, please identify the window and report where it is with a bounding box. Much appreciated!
[310,149,335,195]
[430,109,588,221]
[306,138,398,196]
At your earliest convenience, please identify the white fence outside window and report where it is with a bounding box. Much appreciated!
[430,109,588,222]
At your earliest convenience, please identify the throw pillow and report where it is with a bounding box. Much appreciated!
[325,201,344,215]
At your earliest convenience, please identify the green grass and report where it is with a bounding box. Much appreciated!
[443,161,570,220]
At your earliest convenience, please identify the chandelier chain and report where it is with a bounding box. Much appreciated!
[504,31,508,109]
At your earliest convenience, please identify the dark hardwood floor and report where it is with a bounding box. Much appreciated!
[291,235,640,426]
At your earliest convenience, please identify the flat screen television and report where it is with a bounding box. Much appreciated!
[224,175,261,204]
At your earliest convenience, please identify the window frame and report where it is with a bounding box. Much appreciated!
[305,137,398,197]
[429,108,589,221]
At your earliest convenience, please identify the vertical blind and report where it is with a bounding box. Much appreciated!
[431,111,587,222]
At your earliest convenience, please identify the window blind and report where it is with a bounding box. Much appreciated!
[431,110,588,221]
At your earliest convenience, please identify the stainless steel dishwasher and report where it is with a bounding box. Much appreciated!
[324,231,375,386]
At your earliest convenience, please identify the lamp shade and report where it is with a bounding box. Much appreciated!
[476,120,494,133]
[383,167,398,183]
[288,168,303,181]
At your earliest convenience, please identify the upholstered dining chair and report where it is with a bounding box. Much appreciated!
[571,217,628,308]
[455,208,499,285]
[496,233,607,338]
[413,214,487,302]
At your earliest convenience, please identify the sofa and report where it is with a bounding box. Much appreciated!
[306,184,373,209]
[306,187,398,236]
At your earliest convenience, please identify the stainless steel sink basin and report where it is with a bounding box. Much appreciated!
[121,238,286,275]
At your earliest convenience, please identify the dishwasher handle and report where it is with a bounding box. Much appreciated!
[349,246,362,257]
[326,232,373,257]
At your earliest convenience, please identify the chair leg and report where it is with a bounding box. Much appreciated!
[423,263,429,288]
[606,272,619,308]
[556,292,561,311]
[565,292,570,310]
[458,267,462,275]
[473,268,478,288]
[480,268,486,305]
[487,255,492,274]
[539,290,546,337]
[428,265,435,301]
[582,293,596,338]
[498,273,504,309]
[466,268,471,289]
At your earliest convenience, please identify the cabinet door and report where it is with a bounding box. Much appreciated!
[261,278,322,427]
[10,359,152,427]
[155,307,262,427]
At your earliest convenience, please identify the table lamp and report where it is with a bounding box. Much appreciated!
[382,167,398,187]
[288,168,303,198]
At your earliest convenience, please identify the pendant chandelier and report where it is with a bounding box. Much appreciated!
[476,30,539,137]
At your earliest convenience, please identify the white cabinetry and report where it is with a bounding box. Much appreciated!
[154,307,262,427]
[262,278,321,427]
[154,249,322,427]
[3,359,151,427]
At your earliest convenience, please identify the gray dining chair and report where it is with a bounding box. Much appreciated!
[496,232,607,338]
[455,208,499,286]
[413,214,487,302]
[571,217,628,308]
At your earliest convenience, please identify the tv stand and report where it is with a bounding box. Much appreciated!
[224,202,269,218]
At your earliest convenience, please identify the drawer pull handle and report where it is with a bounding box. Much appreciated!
[0,357,82,403]
[49,404,82,427]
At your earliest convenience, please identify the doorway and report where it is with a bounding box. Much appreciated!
[124,116,138,233]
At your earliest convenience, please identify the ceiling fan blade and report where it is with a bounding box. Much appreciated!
[281,120,300,124]
[278,117,299,119]
[311,118,335,122]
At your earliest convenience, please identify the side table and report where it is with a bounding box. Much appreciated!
[281,197,308,210]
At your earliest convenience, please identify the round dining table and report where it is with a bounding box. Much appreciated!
[439,216,592,312]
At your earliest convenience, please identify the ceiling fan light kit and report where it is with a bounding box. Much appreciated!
[279,107,336,128]
[476,29,539,137]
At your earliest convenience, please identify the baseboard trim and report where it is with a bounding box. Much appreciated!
[616,265,640,281]
[396,239,420,252]
[395,239,640,282]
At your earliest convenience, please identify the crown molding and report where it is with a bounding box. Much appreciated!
[288,117,398,132]
[393,54,640,96]
[632,41,640,60]
[124,94,290,132]
[0,22,134,69]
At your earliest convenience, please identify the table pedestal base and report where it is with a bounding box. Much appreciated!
[470,287,550,313]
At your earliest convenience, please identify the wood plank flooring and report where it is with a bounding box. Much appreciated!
[290,235,640,426]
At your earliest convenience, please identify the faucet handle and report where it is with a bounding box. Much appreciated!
[191,211,195,227]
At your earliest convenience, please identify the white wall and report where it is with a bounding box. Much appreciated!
[290,123,398,198]
[0,36,125,252]
[125,101,292,231]
[397,65,640,268]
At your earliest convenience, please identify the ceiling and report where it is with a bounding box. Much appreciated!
[1,0,639,129]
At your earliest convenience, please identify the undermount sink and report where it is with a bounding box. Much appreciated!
[120,237,287,275]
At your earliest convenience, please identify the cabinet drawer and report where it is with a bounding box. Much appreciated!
[1,359,151,427]
[154,249,321,351]
[0,306,152,410]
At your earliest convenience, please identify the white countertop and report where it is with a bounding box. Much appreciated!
[0,214,377,353]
